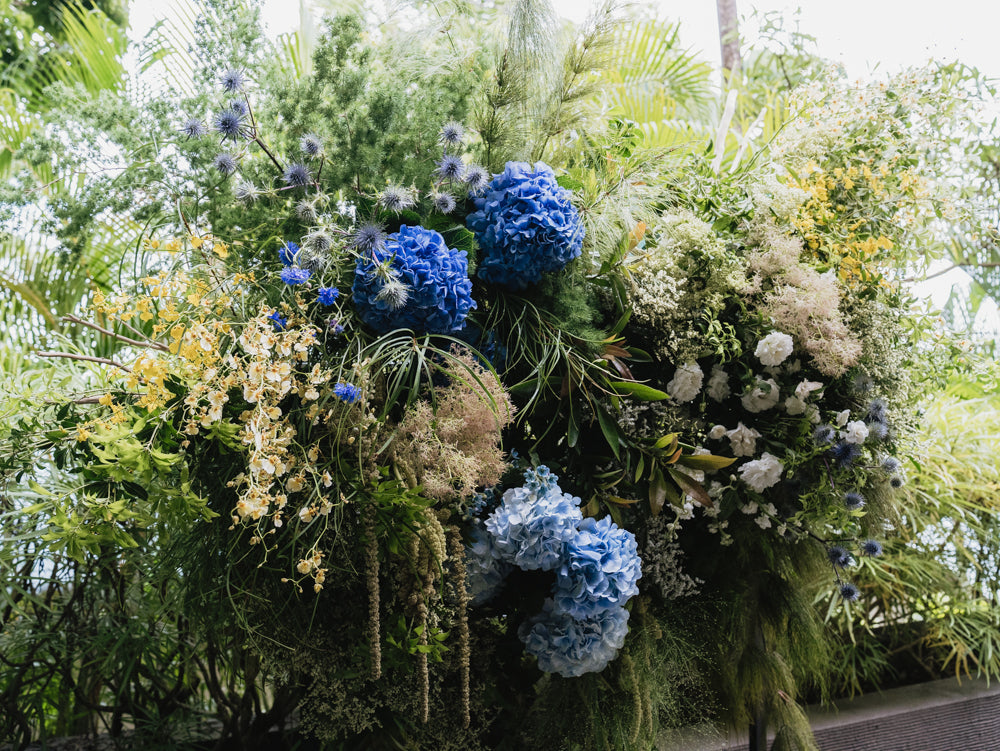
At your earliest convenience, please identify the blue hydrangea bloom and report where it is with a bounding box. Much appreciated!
[465,521,512,606]
[467,162,584,290]
[552,516,642,618]
[333,382,360,403]
[352,224,476,335]
[518,600,630,677]
[279,242,299,267]
[318,287,339,306]
[280,267,312,285]
[484,467,582,571]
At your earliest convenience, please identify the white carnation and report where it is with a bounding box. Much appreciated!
[843,420,869,445]
[706,366,730,402]
[784,396,807,415]
[725,422,761,457]
[741,377,780,413]
[754,332,794,367]
[738,452,784,493]
[667,361,703,403]
[794,380,824,400]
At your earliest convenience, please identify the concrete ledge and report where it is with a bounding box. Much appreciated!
[658,676,1000,751]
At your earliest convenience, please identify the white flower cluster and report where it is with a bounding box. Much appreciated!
[755,331,795,367]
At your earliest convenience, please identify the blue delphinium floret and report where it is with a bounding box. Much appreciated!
[862,539,883,557]
[279,242,299,267]
[467,161,584,290]
[213,109,247,141]
[839,582,861,601]
[333,382,360,403]
[465,520,512,606]
[280,267,312,285]
[352,224,476,335]
[213,153,237,176]
[518,600,630,678]
[219,69,246,92]
[283,163,311,188]
[484,468,583,571]
[318,287,339,306]
[267,311,287,331]
[552,516,642,618]
[181,118,206,139]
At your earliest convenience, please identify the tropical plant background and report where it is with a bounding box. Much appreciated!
[1,0,999,749]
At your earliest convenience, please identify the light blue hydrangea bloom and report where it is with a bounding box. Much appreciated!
[552,515,642,618]
[518,599,630,678]
[465,520,512,606]
[484,467,583,571]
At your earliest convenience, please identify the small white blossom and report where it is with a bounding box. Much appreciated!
[738,452,784,493]
[742,377,781,413]
[706,366,731,402]
[843,420,870,444]
[835,409,851,427]
[784,396,807,415]
[667,361,704,403]
[755,332,794,367]
[805,404,821,424]
[741,501,759,515]
[755,515,772,529]
[795,380,824,400]
[709,424,727,440]
[726,422,762,457]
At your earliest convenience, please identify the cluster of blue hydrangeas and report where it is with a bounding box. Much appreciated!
[469,466,642,677]
[485,468,583,571]
[518,600,630,678]
[467,162,584,290]
[352,225,476,335]
[333,382,360,403]
[553,516,643,619]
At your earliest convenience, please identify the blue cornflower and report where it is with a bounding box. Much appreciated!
[827,545,853,569]
[283,163,311,188]
[333,382,360,403]
[438,121,465,147]
[327,318,344,334]
[839,582,861,601]
[377,185,415,212]
[280,267,312,285]
[467,161,584,289]
[318,287,339,306]
[279,241,299,267]
[181,118,206,139]
[219,69,246,92]
[844,492,865,511]
[351,222,387,252]
[213,109,248,141]
[435,154,465,182]
[267,311,287,331]
[861,539,883,557]
[813,424,836,446]
[213,152,238,176]
[300,133,323,157]
[432,192,457,214]
[830,441,862,468]
[462,164,490,195]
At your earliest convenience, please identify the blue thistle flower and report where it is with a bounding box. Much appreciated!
[839,582,860,601]
[438,121,466,147]
[228,98,248,118]
[378,185,415,212]
[219,69,246,93]
[462,164,490,195]
[318,287,339,306]
[233,179,259,203]
[267,311,287,331]
[881,456,902,473]
[212,152,238,176]
[352,225,476,335]
[213,109,248,141]
[351,222,387,252]
[844,491,865,511]
[830,441,862,468]
[861,539,883,557]
[333,382,360,403]
[300,133,323,157]
[435,154,465,182]
[813,424,836,445]
[867,421,889,441]
[280,267,312,285]
[467,161,584,289]
[283,163,311,188]
[279,241,299,267]
[866,398,888,424]
[827,545,853,568]
[852,373,875,393]
[890,475,905,489]
[432,192,457,214]
[181,118,206,139]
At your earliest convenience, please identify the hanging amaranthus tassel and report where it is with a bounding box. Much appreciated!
[448,526,471,728]
[417,601,430,723]
[364,503,381,680]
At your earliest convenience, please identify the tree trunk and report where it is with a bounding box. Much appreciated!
[716,0,742,74]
